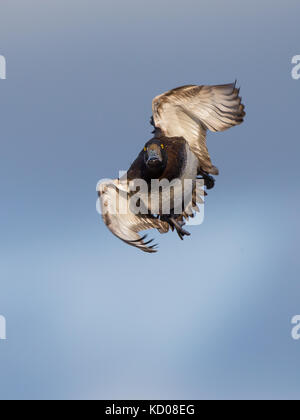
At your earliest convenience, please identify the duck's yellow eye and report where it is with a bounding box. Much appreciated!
[144,147,147,152]
[161,144,164,149]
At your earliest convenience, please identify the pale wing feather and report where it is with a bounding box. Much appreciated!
[180,178,206,222]
[98,180,169,253]
[152,83,245,174]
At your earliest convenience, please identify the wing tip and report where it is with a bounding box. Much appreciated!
[127,234,159,254]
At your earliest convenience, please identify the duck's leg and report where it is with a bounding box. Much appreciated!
[161,215,191,240]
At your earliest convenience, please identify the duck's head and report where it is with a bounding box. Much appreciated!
[143,139,167,175]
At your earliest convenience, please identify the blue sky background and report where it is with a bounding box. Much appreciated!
[0,0,300,400]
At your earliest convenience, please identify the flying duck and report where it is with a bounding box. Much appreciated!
[98,82,245,253]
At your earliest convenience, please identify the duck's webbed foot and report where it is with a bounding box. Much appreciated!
[171,217,191,240]
[161,216,191,241]
[198,170,216,190]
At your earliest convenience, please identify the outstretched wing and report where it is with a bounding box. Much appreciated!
[152,83,245,174]
[97,179,169,253]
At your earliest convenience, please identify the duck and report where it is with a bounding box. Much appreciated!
[98,82,245,253]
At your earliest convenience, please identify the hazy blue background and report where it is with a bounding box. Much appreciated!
[0,0,299,400]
